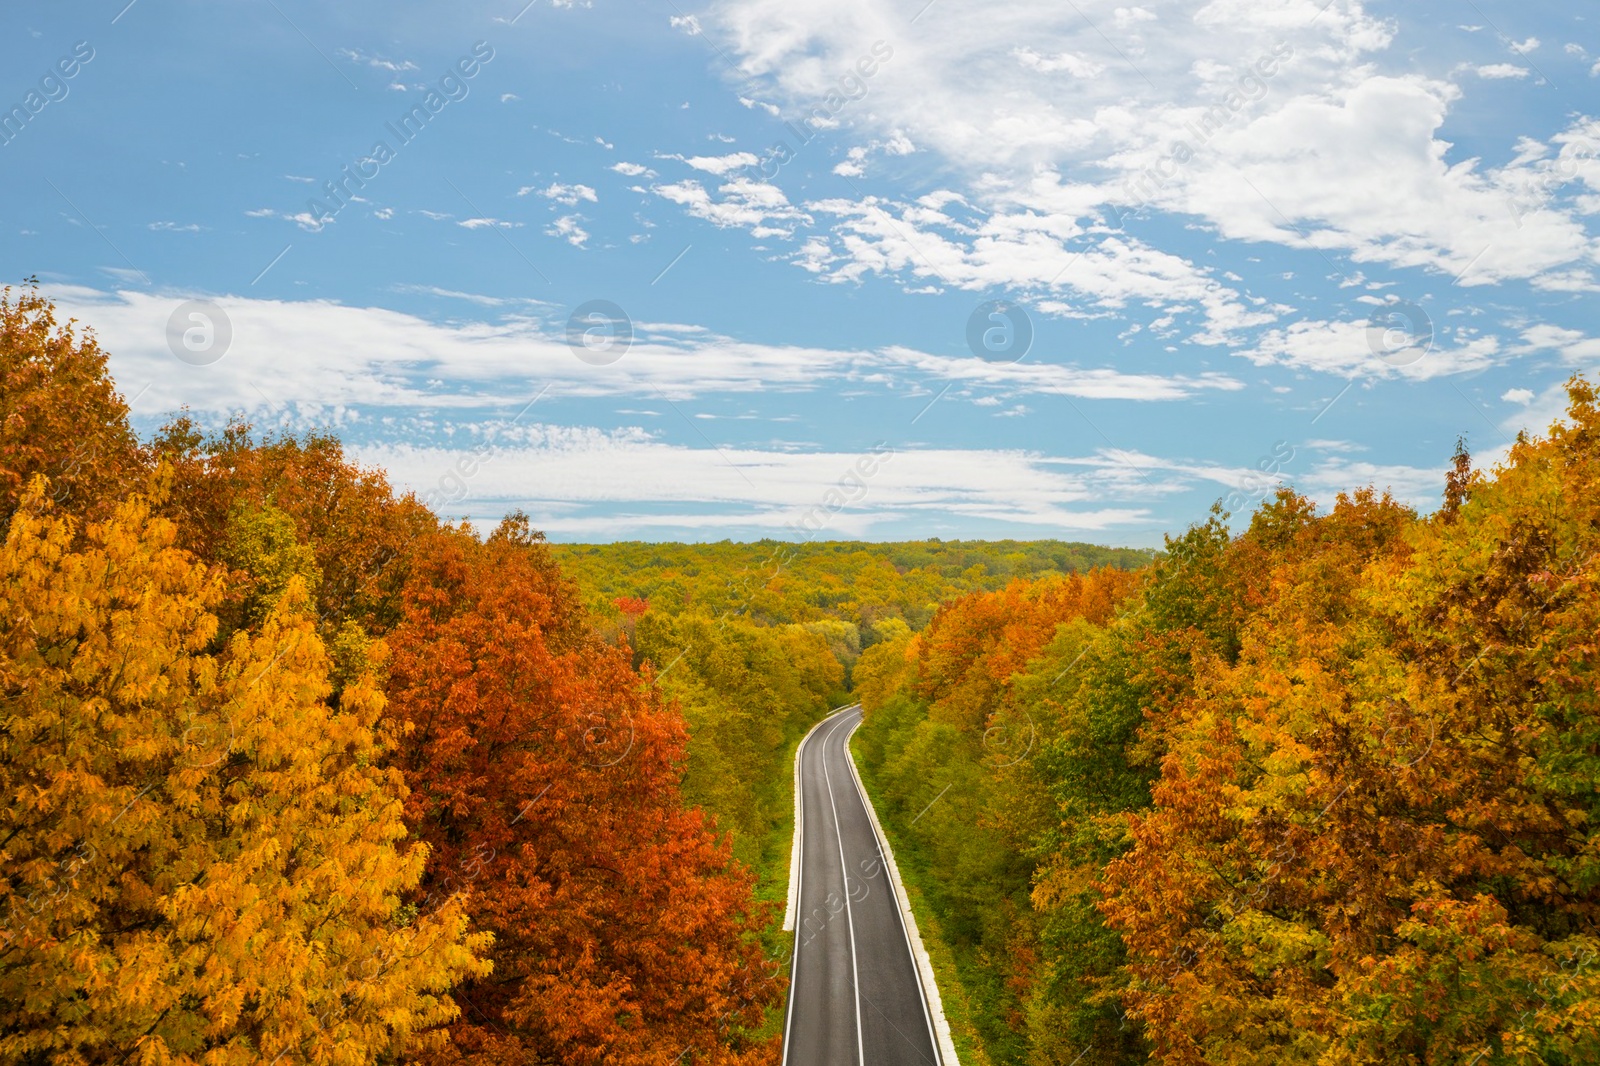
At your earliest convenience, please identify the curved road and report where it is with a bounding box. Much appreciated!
[782,706,941,1066]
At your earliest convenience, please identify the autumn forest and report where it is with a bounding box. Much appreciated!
[4,284,1599,1066]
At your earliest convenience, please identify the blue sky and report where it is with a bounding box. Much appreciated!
[4,0,1597,545]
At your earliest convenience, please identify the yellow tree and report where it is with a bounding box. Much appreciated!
[0,287,140,523]
[0,482,488,1065]
[1100,382,1600,1066]
[1328,385,1600,1064]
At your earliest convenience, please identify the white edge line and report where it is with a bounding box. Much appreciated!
[843,713,961,1066]
[783,727,809,932]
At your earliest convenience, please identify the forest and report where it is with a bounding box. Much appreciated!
[3,282,1598,1066]
[851,404,1600,1063]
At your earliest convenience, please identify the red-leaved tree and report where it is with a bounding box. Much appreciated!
[388,515,781,1066]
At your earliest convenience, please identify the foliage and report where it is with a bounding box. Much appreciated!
[146,415,437,639]
[630,610,843,869]
[386,516,782,1065]
[853,567,1144,1065]
[12,290,1600,1066]
[0,295,797,1065]
[853,379,1600,1066]
[553,539,1154,637]
[0,485,487,1064]
[0,286,140,524]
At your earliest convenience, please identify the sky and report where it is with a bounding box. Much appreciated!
[3,0,1597,546]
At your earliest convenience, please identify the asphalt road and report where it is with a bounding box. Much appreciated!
[782,705,941,1066]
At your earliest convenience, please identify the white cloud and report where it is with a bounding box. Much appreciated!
[708,0,1600,321]
[1514,324,1600,363]
[337,48,419,73]
[545,214,590,246]
[458,217,522,230]
[1238,317,1500,379]
[654,177,812,238]
[1295,459,1446,512]
[360,434,1171,536]
[522,182,599,205]
[1013,47,1104,77]
[833,145,869,177]
[796,195,1272,344]
[1145,77,1596,286]
[1303,439,1365,454]
[828,134,916,178]
[245,207,327,232]
[391,285,525,307]
[49,286,1241,425]
[670,13,702,34]
[1473,63,1529,79]
[611,161,656,177]
[1502,387,1534,404]
[681,151,762,175]
[739,95,782,117]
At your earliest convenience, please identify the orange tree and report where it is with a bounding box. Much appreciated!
[386,516,782,1066]
[0,286,141,524]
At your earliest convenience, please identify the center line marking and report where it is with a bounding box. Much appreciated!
[820,716,866,1066]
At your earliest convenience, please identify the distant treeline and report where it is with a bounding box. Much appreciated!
[556,537,1155,641]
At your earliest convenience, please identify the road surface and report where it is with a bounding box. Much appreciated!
[782,705,941,1066]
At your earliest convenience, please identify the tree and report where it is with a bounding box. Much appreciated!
[386,517,782,1066]
[1099,418,1600,1066]
[0,482,487,1065]
[147,418,436,639]
[852,619,913,714]
[0,287,140,525]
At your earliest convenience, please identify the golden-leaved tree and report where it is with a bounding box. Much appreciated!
[1100,382,1600,1065]
[0,482,488,1065]
[0,286,140,524]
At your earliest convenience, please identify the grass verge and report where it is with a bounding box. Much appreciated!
[851,734,998,1066]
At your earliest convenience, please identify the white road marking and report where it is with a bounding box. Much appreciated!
[819,715,866,1066]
